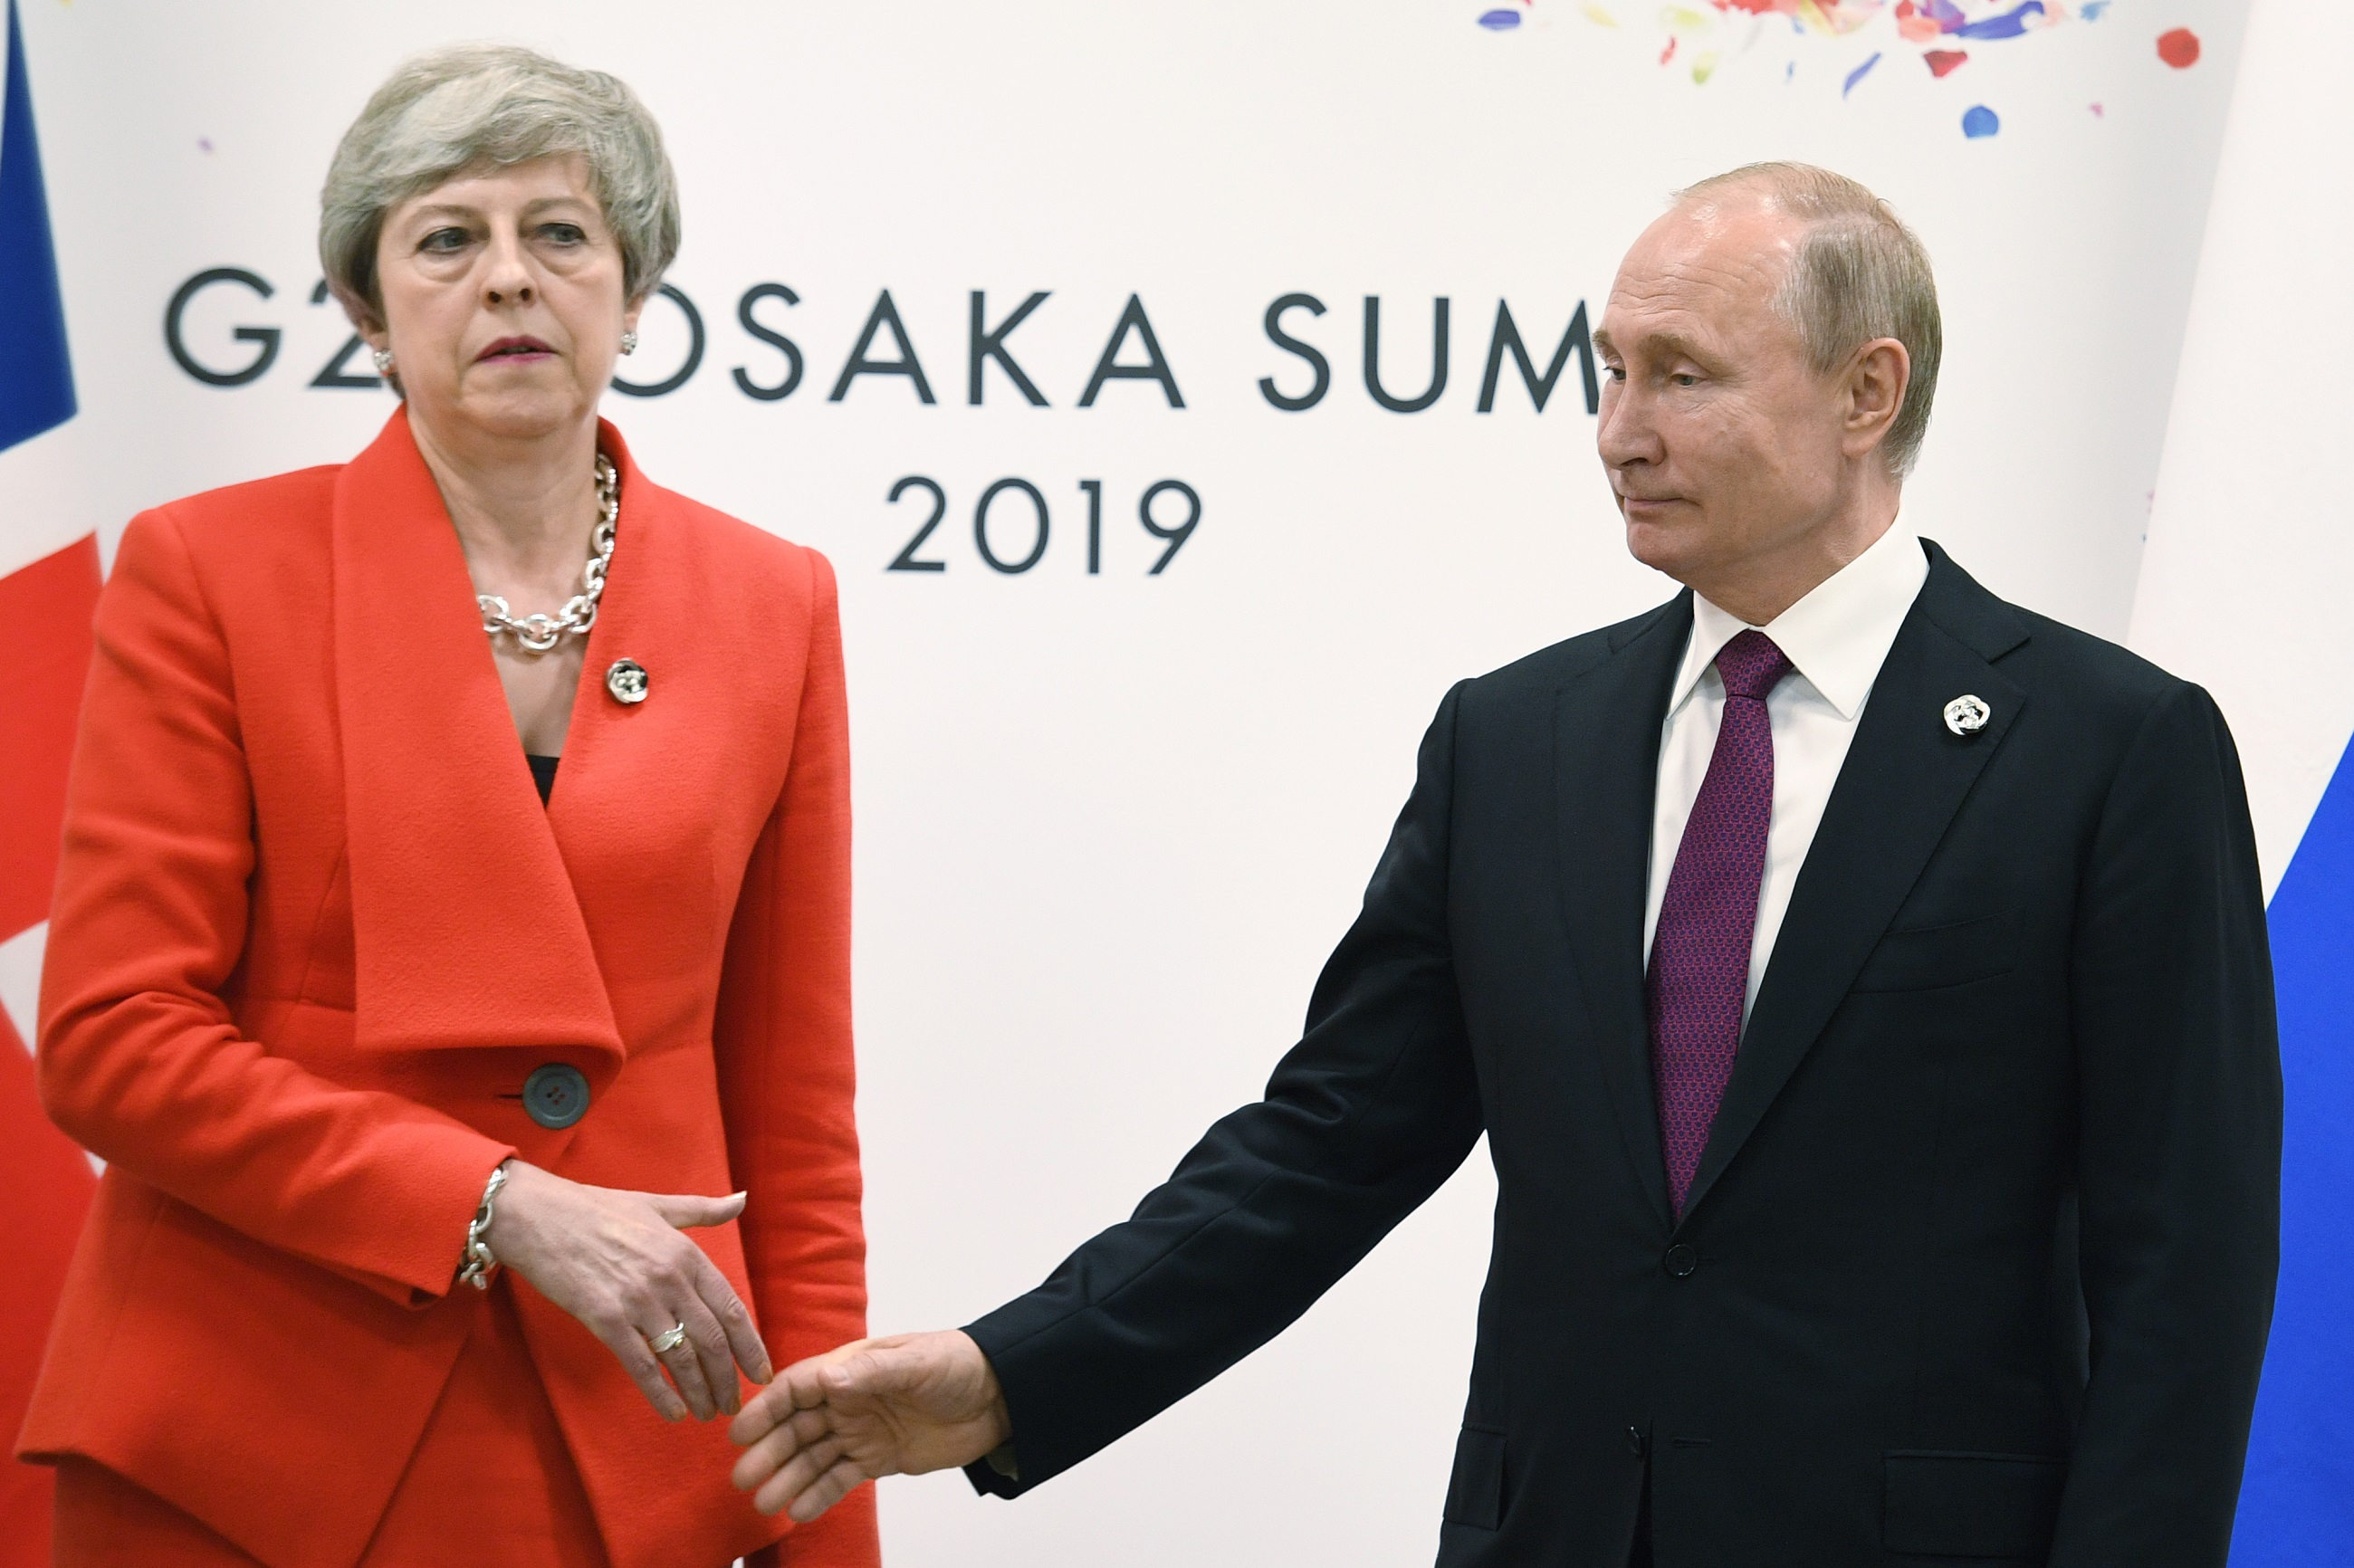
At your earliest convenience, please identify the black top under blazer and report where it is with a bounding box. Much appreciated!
[964,542,2282,1568]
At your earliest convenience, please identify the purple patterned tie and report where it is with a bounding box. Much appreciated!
[1648,628,1794,1218]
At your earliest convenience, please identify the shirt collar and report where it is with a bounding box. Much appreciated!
[1667,521,1930,722]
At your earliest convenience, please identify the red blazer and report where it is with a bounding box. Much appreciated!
[17,409,876,1568]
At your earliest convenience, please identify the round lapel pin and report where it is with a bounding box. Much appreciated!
[606,657,649,705]
[1943,693,1990,735]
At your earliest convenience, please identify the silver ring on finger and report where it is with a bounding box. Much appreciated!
[648,1321,689,1355]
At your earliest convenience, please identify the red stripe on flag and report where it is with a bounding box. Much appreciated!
[0,532,100,1563]
[0,532,100,940]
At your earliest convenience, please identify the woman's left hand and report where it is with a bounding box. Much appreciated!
[483,1160,774,1421]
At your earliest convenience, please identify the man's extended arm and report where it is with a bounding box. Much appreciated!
[732,682,1488,1515]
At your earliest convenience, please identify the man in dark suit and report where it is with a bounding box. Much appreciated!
[729,162,2281,1566]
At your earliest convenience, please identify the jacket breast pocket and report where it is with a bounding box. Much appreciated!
[1442,1425,1507,1531]
[1852,911,2016,993]
[1883,1450,2066,1557]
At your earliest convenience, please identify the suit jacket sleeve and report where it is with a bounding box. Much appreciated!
[2050,681,2282,1567]
[37,506,515,1308]
[961,681,1488,1496]
[712,548,877,1568]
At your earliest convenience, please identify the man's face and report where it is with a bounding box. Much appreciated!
[1594,198,1859,595]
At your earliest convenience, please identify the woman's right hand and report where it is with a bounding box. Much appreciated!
[482,1161,773,1422]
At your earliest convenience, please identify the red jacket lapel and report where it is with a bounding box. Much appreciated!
[531,420,714,1028]
[333,407,625,1066]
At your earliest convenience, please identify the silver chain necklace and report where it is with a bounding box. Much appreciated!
[477,454,619,655]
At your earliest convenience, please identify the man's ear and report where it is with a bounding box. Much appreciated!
[1842,338,1910,460]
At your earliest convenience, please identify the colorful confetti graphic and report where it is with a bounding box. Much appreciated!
[1470,0,2201,139]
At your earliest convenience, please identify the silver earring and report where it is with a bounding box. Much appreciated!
[371,349,395,375]
[618,330,638,356]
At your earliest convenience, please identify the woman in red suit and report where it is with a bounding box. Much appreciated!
[16,43,876,1568]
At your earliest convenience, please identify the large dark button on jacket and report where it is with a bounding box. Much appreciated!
[1662,1243,1698,1278]
[522,1064,590,1129]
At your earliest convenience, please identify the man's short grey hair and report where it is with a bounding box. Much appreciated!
[1676,162,1943,477]
[321,43,679,325]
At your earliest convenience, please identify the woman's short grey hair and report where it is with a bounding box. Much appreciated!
[1676,163,1943,477]
[321,43,679,325]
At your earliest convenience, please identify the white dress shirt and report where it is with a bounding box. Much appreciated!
[1641,523,1930,1022]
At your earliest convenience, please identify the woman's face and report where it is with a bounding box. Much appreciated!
[365,155,640,444]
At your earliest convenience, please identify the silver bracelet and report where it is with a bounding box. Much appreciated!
[456,1162,510,1292]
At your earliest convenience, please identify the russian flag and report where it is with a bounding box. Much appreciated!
[2130,0,2354,1560]
[0,0,100,1560]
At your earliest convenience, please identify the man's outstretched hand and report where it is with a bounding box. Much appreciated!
[728,1329,1012,1521]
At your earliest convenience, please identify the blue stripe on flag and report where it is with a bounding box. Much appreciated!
[0,0,75,455]
[2232,735,2354,1566]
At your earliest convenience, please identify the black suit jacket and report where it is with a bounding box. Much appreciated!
[963,543,2281,1567]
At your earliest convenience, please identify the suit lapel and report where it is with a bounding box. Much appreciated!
[334,407,625,1066]
[531,423,690,988]
[1676,545,2030,1225]
[1555,594,1691,1233]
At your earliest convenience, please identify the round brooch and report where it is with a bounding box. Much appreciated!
[1942,693,1991,736]
[606,657,649,705]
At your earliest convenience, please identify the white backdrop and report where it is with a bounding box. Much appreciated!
[14,2,2246,1563]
